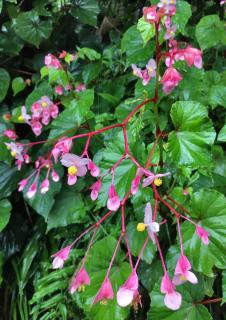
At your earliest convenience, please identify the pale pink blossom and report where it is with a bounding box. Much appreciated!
[26,182,37,199]
[142,171,171,188]
[164,25,177,40]
[69,267,90,294]
[160,273,182,310]
[161,67,182,94]
[52,138,72,163]
[143,6,158,22]
[88,160,100,177]
[51,169,60,182]
[131,168,143,195]
[40,178,50,194]
[90,180,102,201]
[158,0,177,16]
[30,120,42,136]
[144,203,160,243]
[93,277,114,304]
[173,255,198,285]
[21,106,31,123]
[51,245,71,269]
[75,83,86,92]
[55,85,63,95]
[45,54,61,69]
[183,46,202,69]
[117,270,139,307]
[5,142,24,161]
[3,129,17,140]
[196,225,209,245]
[107,184,120,211]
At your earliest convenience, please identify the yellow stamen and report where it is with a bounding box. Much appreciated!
[179,275,187,281]
[100,299,108,305]
[11,151,17,157]
[78,285,85,292]
[137,223,146,232]
[42,101,48,108]
[169,30,175,36]
[18,115,24,121]
[154,178,162,187]
[149,67,153,73]
[68,165,77,175]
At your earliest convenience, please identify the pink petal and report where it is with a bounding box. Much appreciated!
[186,271,198,284]
[107,196,120,211]
[164,291,182,310]
[52,256,64,269]
[117,288,134,307]
[67,174,77,185]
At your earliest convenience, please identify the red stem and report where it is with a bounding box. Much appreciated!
[195,298,222,305]
[106,233,123,278]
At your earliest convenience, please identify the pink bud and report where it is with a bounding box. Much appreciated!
[40,178,50,194]
[160,273,182,310]
[117,270,138,307]
[161,67,182,94]
[3,129,17,140]
[18,179,28,191]
[90,180,102,201]
[107,185,120,211]
[31,120,42,136]
[24,154,30,164]
[26,182,37,199]
[51,245,71,269]
[75,83,86,92]
[196,225,209,245]
[69,267,90,294]
[173,255,198,285]
[93,277,114,304]
[51,169,59,182]
[55,85,63,95]
[88,160,100,177]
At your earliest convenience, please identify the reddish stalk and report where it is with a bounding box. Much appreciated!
[106,233,123,278]
[195,298,222,305]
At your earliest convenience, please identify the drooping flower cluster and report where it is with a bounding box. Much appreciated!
[19,96,59,136]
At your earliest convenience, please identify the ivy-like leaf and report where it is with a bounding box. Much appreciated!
[137,17,155,46]
[0,199,12,232]
[168,101,216,166]
[71,0,100,27]
[12,10,53,47]
[195,15,226,51]
[172,0,192,34]
[181,189,226,276]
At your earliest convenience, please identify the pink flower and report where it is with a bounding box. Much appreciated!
[40,178,50,194]
[131,168,143,195]
[61,153,90,185]
[146,59,156,77]
[164,25,177,40]
[18,179,28,191]
[173,255,198,285]
[51,245,71,269]
[90,180,102,201]
[93,277,114,304]
[107,184,120,211]
[20,106,31,123]
[161,67,182,94]
[142,171,171,188]
[144,203,160,243]
[52,138,72,163]
[45,54,61,69]
[143,6,158,22]
[158,0,177,16]
[183,46,202,69]
[160,273,182,310]
[132,64,143,79]
[117,270,139,307]
[88,160,100,177]
[196,225,209,245]
[30,120,42,136]
[3,129,17,140]
[59,50,67,58]
[75,83,86,92]
[55,85,63,95]
[69,267,90,293]
[5,142,24,161]
[26,182,37,199]
[51,169,60,182]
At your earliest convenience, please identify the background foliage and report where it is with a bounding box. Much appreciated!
[0,0,225,319]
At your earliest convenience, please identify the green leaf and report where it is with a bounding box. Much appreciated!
[12,10,53,47]
[0,68,10,102]
[47,188,87,230]
[0,22,24,55]
[121,25,153,65]
[77,47,101,61]
[75,236,130,320]
[181,189,226,276]
[127,221,156,264]
[0,199,12,232]
[209,85,226,108]
[82,62,101,84]
[168,101,216,166]
[12,77,26,96]
[172,0,192,34]
[0,163,25,199]
[148,279,212,320]
[0,1,2,14]
[195,15,226,50]
[218,125,226,142]
[25,82,53,108]
[71,0,100,27]
[137,17,155,46]
[49,89,94,139]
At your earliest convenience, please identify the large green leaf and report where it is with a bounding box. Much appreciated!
[218,125,226,142]
[47,188,87,230]
[172,0,192,34]
[74,235,130,320]
[195,15,226,50]
[209,85,226,108]
[0,163,25,199]
[0,22,24,55]
[0,68,10,102]
[148,279,212,320]
[12,10,53,47]
[49,89,94,139]
[168,101,216,166]
[181,189,226,276]
[12,77,26,96]
[71,0,100,27]
[121,25,153,66]
[127,221,156,264]
[0,199,12,232]
[137,17,155,46]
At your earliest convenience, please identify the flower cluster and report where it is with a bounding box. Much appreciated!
[19,96,59,136]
